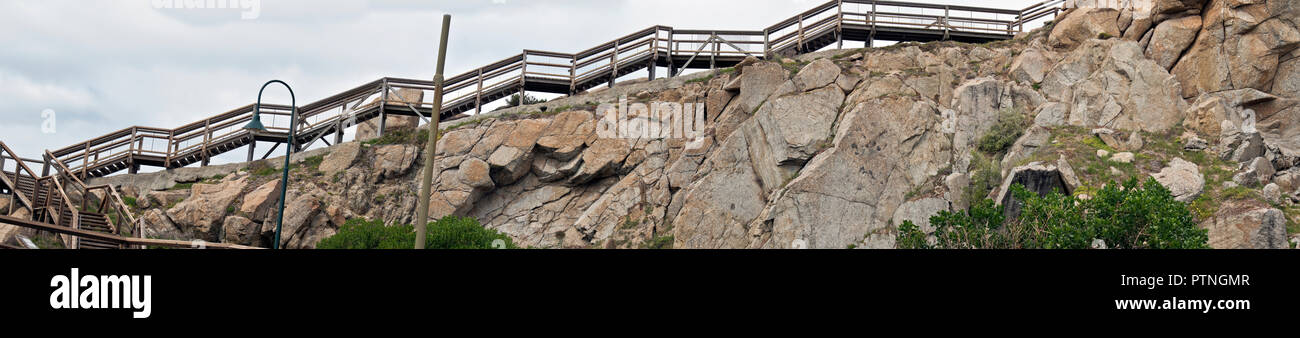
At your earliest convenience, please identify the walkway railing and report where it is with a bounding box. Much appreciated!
[25,0,1058,179]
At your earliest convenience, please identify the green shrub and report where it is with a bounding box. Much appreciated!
[301,155,324,172]
[317,218,416,249]
[317,216,518,249]
[965,151,1002,206]
[362,127,427,146]
[249,160,279,177]
[976,108,1028,154]
[899,177,1209,249]
[640,235,674,249]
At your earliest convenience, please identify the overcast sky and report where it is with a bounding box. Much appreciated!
[0,0,1041,166]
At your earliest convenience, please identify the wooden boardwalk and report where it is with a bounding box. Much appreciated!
[9,0,1062,180]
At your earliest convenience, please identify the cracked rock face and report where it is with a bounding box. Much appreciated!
[85,5,1300,250]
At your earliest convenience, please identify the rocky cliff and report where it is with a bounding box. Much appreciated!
[57,0,1299,249]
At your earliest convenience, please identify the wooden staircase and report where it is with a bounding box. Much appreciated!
[1,142,136,249]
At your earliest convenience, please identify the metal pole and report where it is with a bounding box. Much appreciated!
[415,14,452,249]
[255,80,296,250]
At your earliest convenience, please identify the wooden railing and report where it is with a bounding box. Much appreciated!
[0,142,42,212]
[44,150,139,239]
[0,214,259,250]
[29,0,1057,179]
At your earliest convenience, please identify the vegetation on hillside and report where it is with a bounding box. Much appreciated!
[899,178,1210,249]
[317,216,518,249]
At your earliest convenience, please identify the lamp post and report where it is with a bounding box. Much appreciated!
[243,80,296,250]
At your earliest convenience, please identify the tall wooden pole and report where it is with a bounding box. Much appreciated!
[415,15,452,249]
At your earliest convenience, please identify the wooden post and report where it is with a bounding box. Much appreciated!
[520,51,528,97]
[667,29,676,77]
[127,127,136,174]
[869,2,877,48]
[478,68,486,113]
[81,142,90,179]
[378,80,388,137]
[568,56,577,95]
[649,29,658,81]
[837,0,844,49]
[333,118,344,145]
[201,119,211,167]
[943,6,951,41]
[763,29,771,60]
[710,33,717,71]
[798,14,805,53]
[247,137,256,163]
[609,40,620,88]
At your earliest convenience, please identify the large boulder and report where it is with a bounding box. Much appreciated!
[1203,201,1289,249]
[1186,88,1278,138]
[141,208,185,241]
[749,85,845,165]
[221,216,261,246]
[457,157,495,190]
[568,139,631,185]
[142,189,189,209]
[743,98,949,249]
[1233,157,1276,188]
[355,89,424,141]
[1151,158,1205,202]
[1049,8,1122,49]
[165,175,249,241]
[372,144,419,181]
[1046,40,1188,132]
[239,179,282,222]
[262,188,324,249]
[792,59,841,91]
[1170,0,1300,98]
[891,198,950,236]
[731,62,791,114]
[318,141,360,174]
[487,119,548,185]
[1009,47,1050,84]
[1144,15,1202,70]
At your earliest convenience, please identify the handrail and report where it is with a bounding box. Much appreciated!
[43,150,139,237]
[26,0,1054,180]
[0,215,260,249]
[40,174,82,248]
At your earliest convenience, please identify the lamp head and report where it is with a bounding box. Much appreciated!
[243,109,268,132]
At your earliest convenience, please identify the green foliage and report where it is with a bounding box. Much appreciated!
[249,160,279,177]
[122,196,138,209]
[317,218,417,249]
[1098,32,1114,39]
[501,93,547,109]
[685,75,715,84]
[301,155,324,172]
[965,151,1002,206]
[170,182,194,191]
[640,235,675,249]
[899,178,1209,249]
[317,216,518,249]
[976,108,1028,154]
[362,127,426,146]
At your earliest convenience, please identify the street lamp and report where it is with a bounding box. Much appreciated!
[243,80,296,250]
